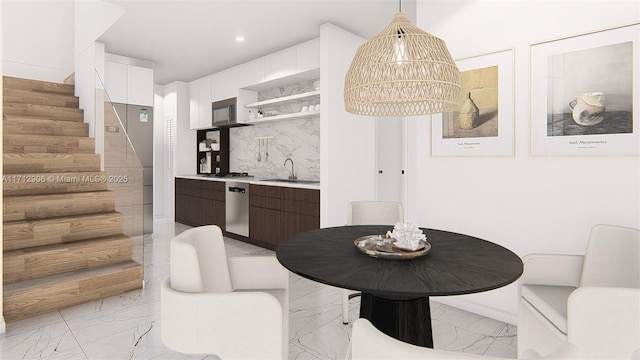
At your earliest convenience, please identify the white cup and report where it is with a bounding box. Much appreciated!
[301,106,309,112]
[314,104,320,111]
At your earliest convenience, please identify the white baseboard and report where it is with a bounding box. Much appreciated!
[154,217,175,224]
[0,316,6,334]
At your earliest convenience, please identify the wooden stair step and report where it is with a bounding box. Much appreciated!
[3,260,143,322]
[3,116,88,136]
[3,191,115,222]
[3,153,101,174]
[3,212,124,251]
[3,171,109,196]
[3,234,133,284]
[3,103,83,122]
[3,76,74,95]
[3,134,95,154]
[3,89,79,108]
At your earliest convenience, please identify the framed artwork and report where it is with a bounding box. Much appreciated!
[530,23,639,156]
[432,48,514,157]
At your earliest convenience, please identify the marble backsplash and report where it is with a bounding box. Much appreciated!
[229,80,320,180]
[229,118,320,180]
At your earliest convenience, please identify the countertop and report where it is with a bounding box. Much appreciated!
[176,174,320,190]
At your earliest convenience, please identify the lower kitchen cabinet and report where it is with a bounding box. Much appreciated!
[282,187,320,240]
[175,178,225,228]
[249,185,283,248]
[176,179,319,250]
[249,184,319,249]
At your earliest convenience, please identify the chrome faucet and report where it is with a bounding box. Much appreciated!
[284,158,297,179]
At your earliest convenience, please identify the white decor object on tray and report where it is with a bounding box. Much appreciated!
[386,222,427,251]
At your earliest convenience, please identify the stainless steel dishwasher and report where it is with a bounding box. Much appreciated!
[225,182,249,237]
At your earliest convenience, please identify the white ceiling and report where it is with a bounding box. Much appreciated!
[99,0,417,85]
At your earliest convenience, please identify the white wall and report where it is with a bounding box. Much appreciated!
[154,84,173,223]
[410,0,640,324]
[2,0,74,82]
[164,81,194,182]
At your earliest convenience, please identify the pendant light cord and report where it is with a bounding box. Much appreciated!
[399,0,402,13]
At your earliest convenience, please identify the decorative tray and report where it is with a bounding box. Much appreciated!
[354,235,431,260]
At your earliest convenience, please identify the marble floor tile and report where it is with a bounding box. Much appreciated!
[0,222,517,359]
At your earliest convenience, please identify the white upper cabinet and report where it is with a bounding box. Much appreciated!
[211,66,238,102]
[237,58,264,89]
[105,60,154,106]
[189,75,213,129]
[296,38,320,74]
[189,80,199,129]
[104,61,127,104]
[127,66,154,106]
[263,47,296,83]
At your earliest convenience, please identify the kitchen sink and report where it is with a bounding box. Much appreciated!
[260,178,320,184]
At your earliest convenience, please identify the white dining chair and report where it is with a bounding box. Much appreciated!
[518,224,640,359]
[161,225,290,359]
[342,201,404,324]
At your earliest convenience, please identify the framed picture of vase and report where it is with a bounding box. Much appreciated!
[432,48,514,157]
[530,23,640,156]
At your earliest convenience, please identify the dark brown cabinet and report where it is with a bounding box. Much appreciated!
[175,178,225,228]
[196,127,230,175]
[282,187,320,241]
[249,184,319,250]
[249,185,283,248]
[176,179,319,250]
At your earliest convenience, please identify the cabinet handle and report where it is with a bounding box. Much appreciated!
[378,170,383,174]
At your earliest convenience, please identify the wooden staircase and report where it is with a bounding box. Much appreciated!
[2,76,144,322]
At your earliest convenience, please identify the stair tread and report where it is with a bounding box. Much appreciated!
[3,171,109,196]
[3,260,143,322]
[4,260,142,293]
[3,134,94,154]
[3,116,89,137]
[3,234,133,284]
[3,114,84,123]
[3,103,84,120]
[3,153,101,174]
[4,89,79,107]
[6,233,131,254]
[3,211,124,251]
[4,102,83,112]
[3,76,75,95]
[3,191,115,221]
[5,210,123,225]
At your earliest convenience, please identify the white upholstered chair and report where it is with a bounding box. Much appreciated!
[518,224,640,359]
[342,201,404,324]
[348,318,591,360]
[160,225,289,359]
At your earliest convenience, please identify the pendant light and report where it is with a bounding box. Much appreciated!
[344,2,460,116]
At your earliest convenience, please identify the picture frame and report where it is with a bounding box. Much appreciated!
[432,48,514,157]
[530,23,639,156]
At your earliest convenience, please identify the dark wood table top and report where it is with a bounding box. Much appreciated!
[276,225,523,300]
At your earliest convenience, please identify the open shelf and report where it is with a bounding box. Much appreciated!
[244,90,320,109]
[247,110,320,123]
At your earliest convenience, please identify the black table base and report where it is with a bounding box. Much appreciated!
[359,293,433,348]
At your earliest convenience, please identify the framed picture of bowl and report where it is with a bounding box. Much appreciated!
[530,23,639,156]
[432,48,514,157]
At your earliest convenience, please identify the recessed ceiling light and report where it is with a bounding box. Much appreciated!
[235,36,245,42]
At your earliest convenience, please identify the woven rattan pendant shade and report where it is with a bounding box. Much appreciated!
[344,12,460,116]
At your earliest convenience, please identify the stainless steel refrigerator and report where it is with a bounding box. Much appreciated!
[114,103,154,234]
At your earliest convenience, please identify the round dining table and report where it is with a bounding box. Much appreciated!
[276,225,523,348]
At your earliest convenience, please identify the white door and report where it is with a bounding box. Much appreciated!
[376,116,405,203]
